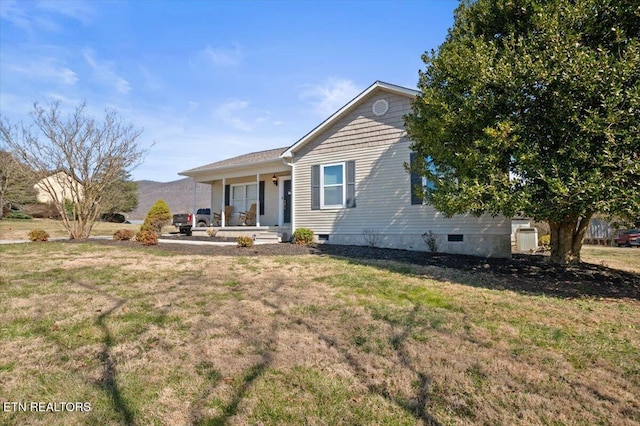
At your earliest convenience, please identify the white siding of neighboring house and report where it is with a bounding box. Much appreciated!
[291,90,511,258]
[35,172,82,203]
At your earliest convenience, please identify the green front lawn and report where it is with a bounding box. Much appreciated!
[0,242,638,425]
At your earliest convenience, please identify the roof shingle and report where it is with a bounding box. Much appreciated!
[181,146,289,175]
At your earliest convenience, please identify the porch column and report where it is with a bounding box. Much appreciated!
[291,162,295,233]
[221,178,226,227]
[192,180,197,227]
[255,173,260,227]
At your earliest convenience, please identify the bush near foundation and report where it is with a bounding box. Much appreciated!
[293,228,314,245]
[538,235,551,252]
[237,236,253,247]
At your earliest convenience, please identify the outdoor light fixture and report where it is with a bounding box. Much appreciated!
[272,174,278,186]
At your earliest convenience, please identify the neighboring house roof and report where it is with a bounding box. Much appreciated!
[179,146,289,176]
[281,81,419,158]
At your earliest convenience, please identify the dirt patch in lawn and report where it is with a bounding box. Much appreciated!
[61,238,640,301]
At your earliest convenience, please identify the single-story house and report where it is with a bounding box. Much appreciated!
[179,81,511,258]
[35,171,83,204]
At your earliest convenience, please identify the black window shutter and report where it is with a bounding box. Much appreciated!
[224,184,230,206]
[346,160,356,208]
[259,181,265,215]
[311,165,320,210]
[410,152,423,205]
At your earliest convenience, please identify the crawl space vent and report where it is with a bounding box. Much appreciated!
[372,99,389,116]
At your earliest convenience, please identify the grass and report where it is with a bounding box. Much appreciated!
[0,242,639,425]
[581,244,640,273]
[0,218,143,240]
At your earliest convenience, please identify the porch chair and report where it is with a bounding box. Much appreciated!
[213,206,234,226]
[238,203,256,226]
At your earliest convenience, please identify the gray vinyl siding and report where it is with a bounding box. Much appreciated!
[293,91,510,238]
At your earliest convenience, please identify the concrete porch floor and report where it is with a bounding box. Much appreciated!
[191,225,291,242]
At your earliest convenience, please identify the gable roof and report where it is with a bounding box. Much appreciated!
[281,81,419,158]
[179,146,288,176]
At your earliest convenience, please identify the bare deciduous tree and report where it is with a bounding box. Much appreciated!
[0,101,148,238]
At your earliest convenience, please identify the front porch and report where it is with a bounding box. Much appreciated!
[178,146,294,236]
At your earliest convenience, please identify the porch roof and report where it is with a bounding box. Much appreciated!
[179,146,289,177]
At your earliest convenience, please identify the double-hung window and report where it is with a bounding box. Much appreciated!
[311,161,356,210]
[321,163,345,208]
[410,152,438,205]
[231,183,257,213]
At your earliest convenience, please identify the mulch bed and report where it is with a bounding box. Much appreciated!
[62,237,640,301]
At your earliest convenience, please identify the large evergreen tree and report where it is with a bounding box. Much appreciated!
[405,0,640,264]
[0,150,37,218]
[101,172,139,215]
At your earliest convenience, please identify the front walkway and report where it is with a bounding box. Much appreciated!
[158,238,276,246]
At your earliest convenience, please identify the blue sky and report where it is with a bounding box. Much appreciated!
[1,0,458,182]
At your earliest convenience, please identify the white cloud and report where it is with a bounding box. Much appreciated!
[200,44,242,67]
[83,50,131,94]
[5,57,78,85]
[114,78,131,94]
[300,78,361,116]
[215,100,270,132]
[0,0,33,33]
[83,51,97,68]
[0,0,93,34]
[36,0,94,25]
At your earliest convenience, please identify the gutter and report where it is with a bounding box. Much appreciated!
[179,157,288,177]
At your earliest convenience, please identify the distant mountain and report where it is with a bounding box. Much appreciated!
[128,178,211,220]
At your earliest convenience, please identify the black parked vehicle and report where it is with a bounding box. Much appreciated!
[100,213,126,223]
[172,208,211,235]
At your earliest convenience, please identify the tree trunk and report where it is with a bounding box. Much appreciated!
[549,212,593,264]
[572,213,593,262]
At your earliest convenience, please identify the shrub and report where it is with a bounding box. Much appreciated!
[362,227,380,248]
[22,202,61,219]
[28,229,49,242]
[113,229,135,241]
[538,234,551,252]
[7,211,32,220]
[293,228,314,245]
[237,236,254,247]
[206,228,218,237]
[141,199,171,236]
[63,199,75,220]
[422,231,438,253]
[135,230,158,246]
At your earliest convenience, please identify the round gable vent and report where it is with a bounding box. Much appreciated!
[372,99,389,116]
